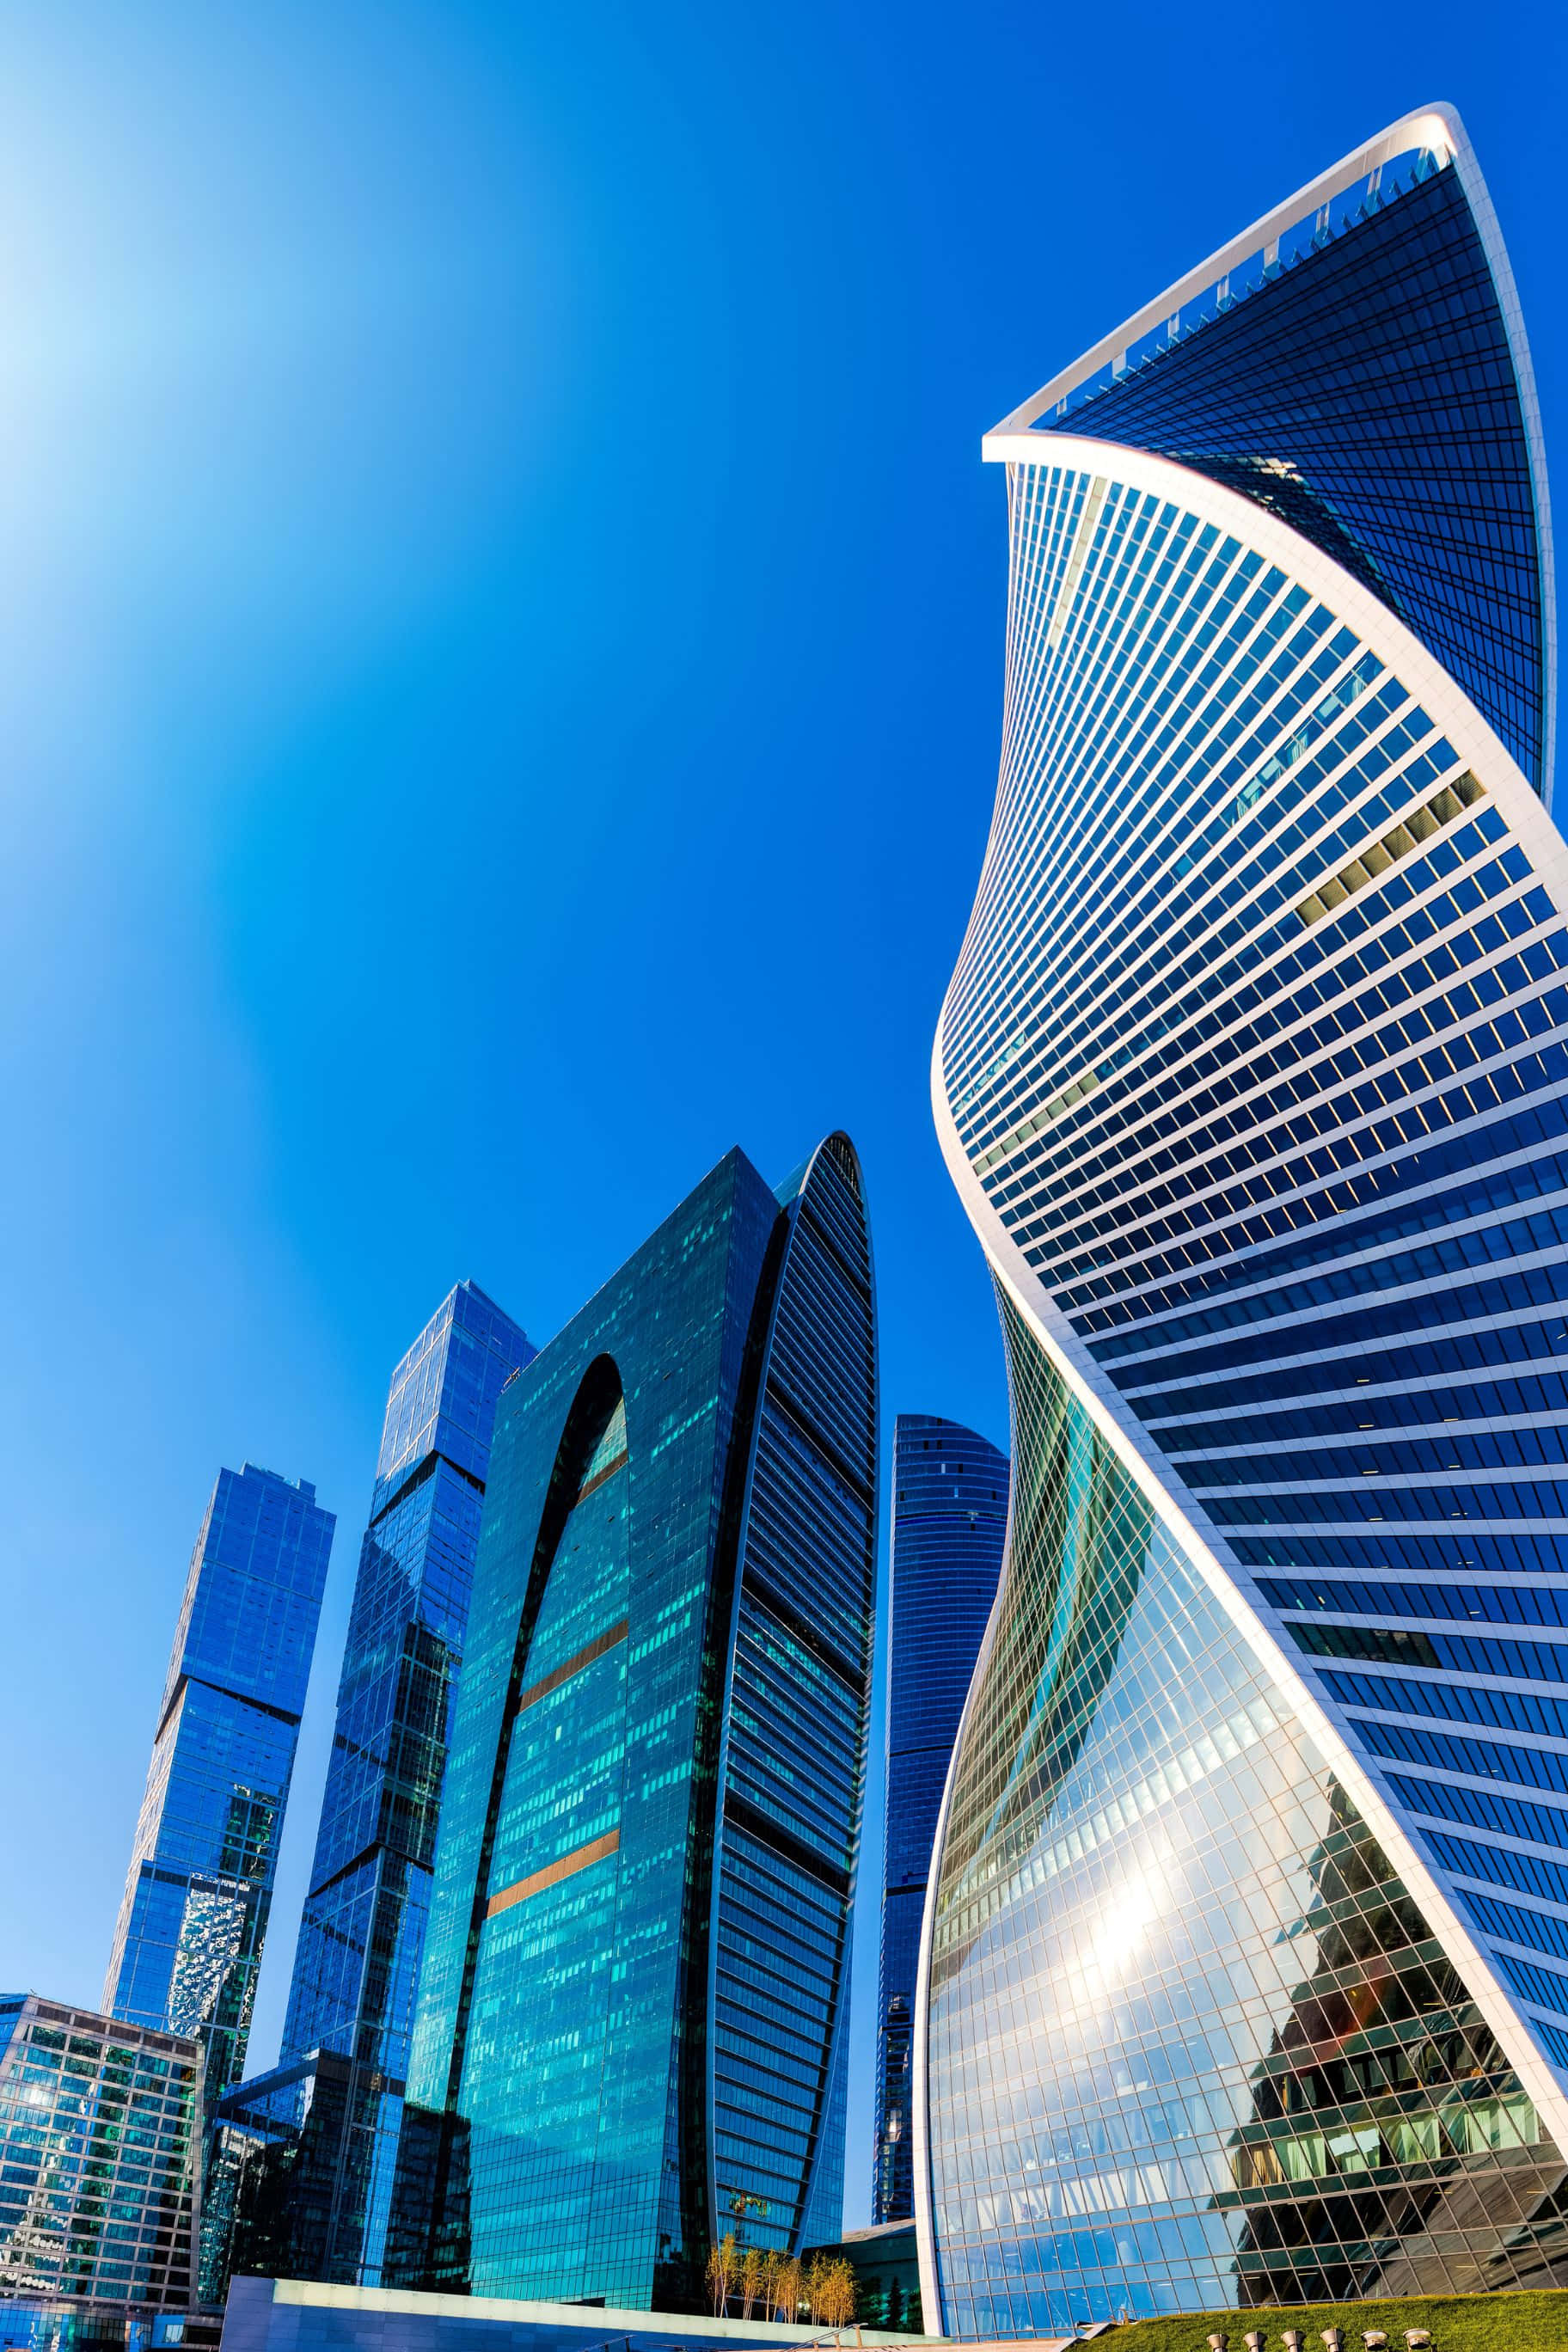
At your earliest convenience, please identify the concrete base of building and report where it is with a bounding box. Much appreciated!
[219,2279,930,2352]
[0,2299,222,2352]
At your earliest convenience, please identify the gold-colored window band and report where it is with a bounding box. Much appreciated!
[486,1828,621,1920]
[511,1617,629,1718]
[1297,769,1483,925]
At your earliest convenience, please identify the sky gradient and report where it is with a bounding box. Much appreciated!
[3,0,1563,2233]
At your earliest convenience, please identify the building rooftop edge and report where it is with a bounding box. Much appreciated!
[986,101,1461,442]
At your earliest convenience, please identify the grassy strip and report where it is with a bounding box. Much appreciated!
[1093,2293,1568,2352]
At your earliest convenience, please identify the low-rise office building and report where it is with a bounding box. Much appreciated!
[0,1993,205,2332]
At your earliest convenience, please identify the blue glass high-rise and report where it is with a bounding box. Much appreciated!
[386,1138,878,2312]
[921,103,1568,2324]
[104,1463,334,2104]
[874,1414,1006,2223]
[211,1282,532,2294]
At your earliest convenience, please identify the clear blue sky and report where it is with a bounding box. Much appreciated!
[2,0,1562,2233]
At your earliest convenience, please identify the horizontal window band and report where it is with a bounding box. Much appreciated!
[486,1827,621,1919]
[739,1571,867,1697]
[724,1792,851,1898]
[1298,770,1485,926]
[303,1838,433,1908]
[512,1618,628,1717]
[797,1196,873,1307]
[368,1443,484,1537]
[573,1445,628,1508]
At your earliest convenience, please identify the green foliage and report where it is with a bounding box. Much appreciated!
[1102,2291,1568,2352]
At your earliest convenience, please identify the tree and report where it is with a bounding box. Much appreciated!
[812,2258,855,2337]
[705,2232,738,2318]
[740,2242,769,2320]
[805,2254,835,2328]
[771,2253,803,2323]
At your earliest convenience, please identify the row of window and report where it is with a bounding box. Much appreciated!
[1190,1422,1568,1486]
[1026,847,1537,1270]
[1029,856,1540,1275]
[1117,1178,1568,1389]
[1391,1769,1568,1854]
[1159,1360,1568,1453]
[1266,1576,1568,1626]
[1290,1617,1568,1682]
[1099,1161,1568,1366]
[1048,912,1567,1302]
[1319,1666,1568,1741]
[989,701,1462,1217]
[1211,1477,1568,1527]
[970,596,1372,1155]
[1087,968,1565,1357]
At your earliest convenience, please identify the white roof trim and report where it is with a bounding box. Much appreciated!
[982,101,1557,806]
[985,104,1459,441]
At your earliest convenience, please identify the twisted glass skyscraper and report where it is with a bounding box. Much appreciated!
[920,106,1568,2325]
[875,1415,1007,2223]
[387,1138,877,2312]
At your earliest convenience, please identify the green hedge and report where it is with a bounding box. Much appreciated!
[1095,2292,1568,2352]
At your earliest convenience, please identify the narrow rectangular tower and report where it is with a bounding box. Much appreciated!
[104,1464,334,2102]
[874,1414,1006,2223]
[211,1283,532,2294]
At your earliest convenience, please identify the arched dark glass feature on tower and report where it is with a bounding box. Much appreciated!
[384,1138,877,2312]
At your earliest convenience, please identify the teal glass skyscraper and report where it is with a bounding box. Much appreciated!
[874,1415,1006,2223]
[104,1464,334,2102]
[922,104,1568,2324]
[208,1282,531,2295]
[388,1137,878,2312]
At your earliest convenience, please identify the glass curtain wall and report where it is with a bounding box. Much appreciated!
[926,106,1568,2327]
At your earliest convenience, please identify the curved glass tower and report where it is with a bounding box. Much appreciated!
[921,106,1568,2328]
[387,1136,877,2311]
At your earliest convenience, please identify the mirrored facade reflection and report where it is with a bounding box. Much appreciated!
[925,102,1568,2327]
[925,1312,1568,2327]
[875,1417,1007,2223]
[103,1467,334,2106]
[385,1137,878,2312]
[0,1994,200,2314]
[207,1283,532,2299]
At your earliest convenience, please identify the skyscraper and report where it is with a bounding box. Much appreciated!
[105,1464,334,2104]
[875,1415,1007,2223]
[207,1283,532,2294]
[920,105,1568,2324]
[386,1136,878,2312]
